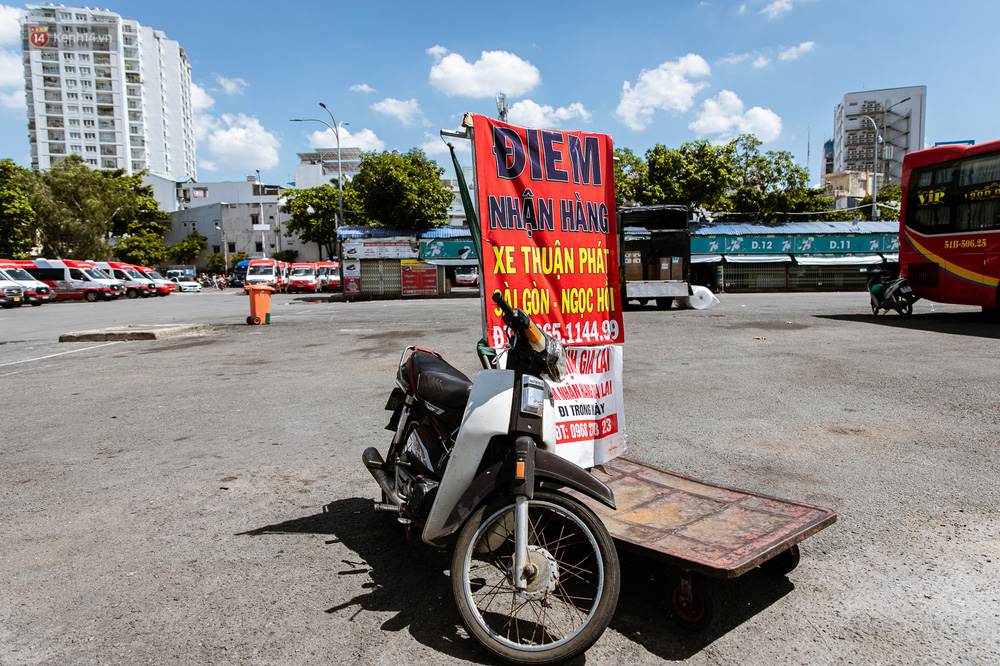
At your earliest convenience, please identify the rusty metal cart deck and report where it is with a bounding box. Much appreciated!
[574,456,837,629]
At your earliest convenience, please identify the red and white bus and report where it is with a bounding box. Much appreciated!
[899,139,1000,313]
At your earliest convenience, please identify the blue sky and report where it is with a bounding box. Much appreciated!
[1,0,997,187]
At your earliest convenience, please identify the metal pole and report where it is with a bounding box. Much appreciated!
[861,115,879,220]
[256,169,266,258]
[319,103,344,231]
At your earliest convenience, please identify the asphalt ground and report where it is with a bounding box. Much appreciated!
[1,289,998,665]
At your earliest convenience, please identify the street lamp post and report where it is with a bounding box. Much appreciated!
[290,105,348,231]
[860,115,881,220]
[256,169,267,258]
[861,96,912,221]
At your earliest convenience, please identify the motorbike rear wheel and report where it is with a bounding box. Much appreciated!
[451,490,619,665]
[899,302,913,316]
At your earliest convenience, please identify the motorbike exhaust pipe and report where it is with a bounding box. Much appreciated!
[363,447,404,508]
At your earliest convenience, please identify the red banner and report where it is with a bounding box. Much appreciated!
[473,114,623,347]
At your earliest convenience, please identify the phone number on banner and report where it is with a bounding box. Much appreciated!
[555,414,619,444]
[490,319,621,348]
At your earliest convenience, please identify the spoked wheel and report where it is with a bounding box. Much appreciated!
[451,490,620,665]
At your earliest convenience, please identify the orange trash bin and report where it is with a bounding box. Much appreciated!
[246,284,274,324]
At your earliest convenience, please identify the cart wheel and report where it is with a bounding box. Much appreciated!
[670,574,714,631]
[246,316,253,325]
[760,544,800,576]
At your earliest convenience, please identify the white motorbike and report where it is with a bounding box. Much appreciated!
[363,292,620,664]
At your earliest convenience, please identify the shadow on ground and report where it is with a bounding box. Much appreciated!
[242,497,797,663]
[817,310,999,340]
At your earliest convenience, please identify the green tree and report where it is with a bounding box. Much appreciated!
[272,249,299,263]
[205,252,227,274]
[728,135,809,221]
[22,155,172,260]
[858,182,902,222]
[640,140,733,214]
[350,149,451,230]
[0,159,35,259]
[613,147,645,207]
[229,252,249,271]
[170,230,207,264]
[281,185,342,259]
[112,230,169,267]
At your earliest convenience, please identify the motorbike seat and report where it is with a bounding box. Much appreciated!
[403,350,473,410]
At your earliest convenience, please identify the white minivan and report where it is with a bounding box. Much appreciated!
[93,261,157,298]
[22,258,124,302]
[0,260,53,306]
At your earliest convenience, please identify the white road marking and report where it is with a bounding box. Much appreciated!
[0,341,124,368]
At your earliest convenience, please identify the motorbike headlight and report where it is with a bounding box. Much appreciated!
[543,335,567,383]
[521,375,546,417]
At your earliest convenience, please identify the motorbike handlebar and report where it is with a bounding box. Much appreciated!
[492,291,516,320]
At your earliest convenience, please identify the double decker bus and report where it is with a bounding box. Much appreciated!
[899,139,1000,313]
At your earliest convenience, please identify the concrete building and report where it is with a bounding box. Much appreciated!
[821,170,872,211]
[165,201,322,269]
[440,165,475,227]
[20,4,196,180]
[833,86,926,188]
[294,148,363,189]
[162,178,325,268]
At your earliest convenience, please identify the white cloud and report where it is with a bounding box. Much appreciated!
[0,5,20,46]
[761,0,793,18]
[779,41,815,60]
[0,47,22,87]
[427,46,540,98]
[0,5,23,109]
[718,53,750,66]
[614,54,711,131]
[199,113,280,171]
[753,55,771,68]
[191,83,215,113]
[371,97,425,127]
[0,87,22,109]
[308,126,385,152]
[507,100,592,128]
[689,90,782,142]
[351,83,374,93]
[214,74,248,95]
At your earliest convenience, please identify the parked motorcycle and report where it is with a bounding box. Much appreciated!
[868,268,919,316]
[363,292,620,664]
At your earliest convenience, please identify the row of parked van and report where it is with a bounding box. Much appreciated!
[0,258,181,308]
[239,259,341,294]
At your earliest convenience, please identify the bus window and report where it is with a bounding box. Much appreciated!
[960,154,1000,186]
[913,206,951,232]
[956,200,1000,232]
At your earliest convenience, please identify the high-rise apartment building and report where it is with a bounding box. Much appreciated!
[833,85,926,186]
[19,4,196,180]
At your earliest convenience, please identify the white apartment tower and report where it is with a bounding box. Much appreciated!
[833,85,926,187]
[19,4,196,180]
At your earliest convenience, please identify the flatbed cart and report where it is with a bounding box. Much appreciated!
[573,456,837,630]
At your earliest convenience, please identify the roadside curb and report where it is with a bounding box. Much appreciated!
[59,323,213,342]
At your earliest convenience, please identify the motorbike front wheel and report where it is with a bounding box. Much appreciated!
[451,490,620,665]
